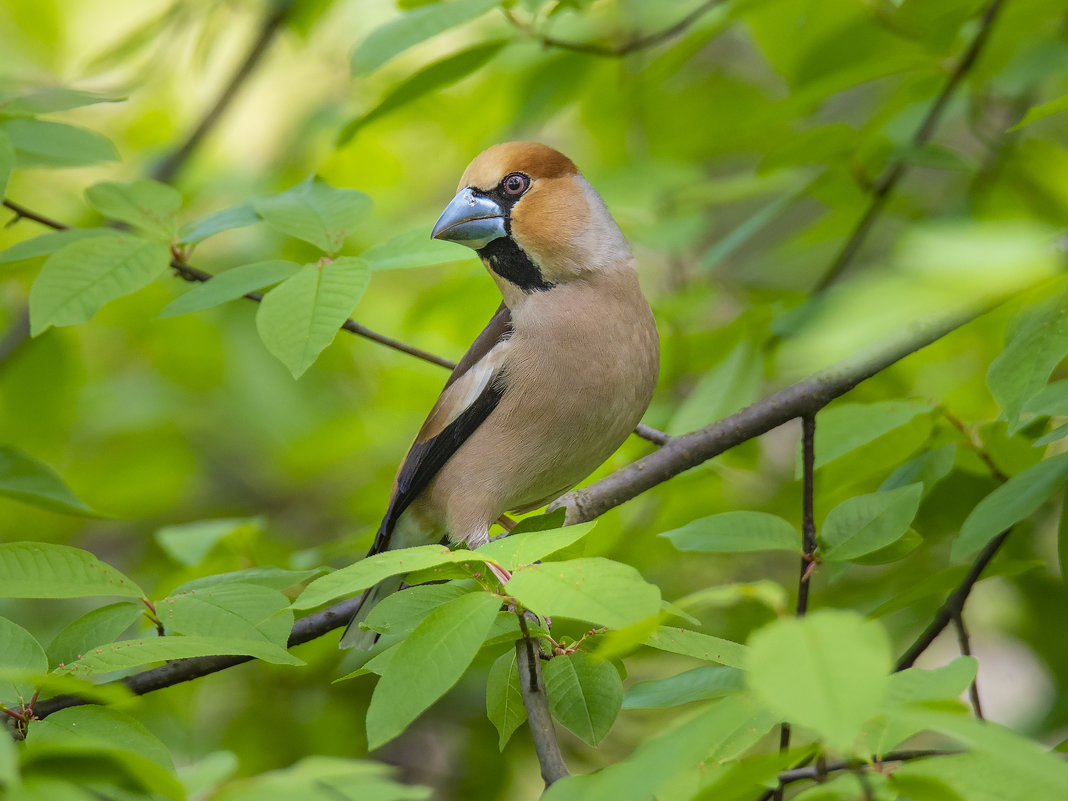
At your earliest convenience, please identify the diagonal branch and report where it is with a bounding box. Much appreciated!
[516,615,569,786]
[503,0,724,57]
[151,0,297,184]
[813,0,1007,291]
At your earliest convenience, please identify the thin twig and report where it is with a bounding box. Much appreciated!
[813,0,1007,291]
[516,614,569,786]
[3,199,69,230]
[503,0,723,57]
[895,530,1010,671]
[151,0,296,183]
[756,750,955,801]
[952,610,984,718]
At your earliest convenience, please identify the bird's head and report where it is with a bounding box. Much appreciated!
[431,142,631,296]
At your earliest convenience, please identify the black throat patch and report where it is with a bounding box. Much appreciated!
[478,236,555,292]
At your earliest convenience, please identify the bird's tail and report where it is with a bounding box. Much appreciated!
[339,575,404,650]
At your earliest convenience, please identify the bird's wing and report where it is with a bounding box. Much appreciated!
[370,304,513,552]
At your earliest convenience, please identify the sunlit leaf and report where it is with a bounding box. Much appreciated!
[0,228,113,264]
[644,626,748,669]
[746,609,891,750]
[55,634,303,674]
[363,583,472,636]
[252,179,372,255]
[161,582,293,649]
[505,557,660,629]
[177,202,261,245]
[29,233,171,335]
[85,179,182,239]
[0,542,142,598]
[477,522,597,569]
[160,260,299,318]
[0,129,12,199]
[661,511,799,553]
[46,602,144,668]
[255,257,371,378]
[1012,92,1068,130]
[809,400,932,472]
[880,443,956,494]
[0,444,99,516]
[820,483,922,562]
[361,228,477,272]
[623,664,744,709]
[366,591,500,748]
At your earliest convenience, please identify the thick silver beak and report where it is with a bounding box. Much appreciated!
[431,188,506,250]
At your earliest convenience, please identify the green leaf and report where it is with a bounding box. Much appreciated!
[541,694,777,801]
[0,616,47,705]
[809,400,932,472]
[987,287,1068,433]
[820,483,923,562]
[643,626,748,669]
[208,756,430,801]
[256,257,372,377]
[850,528,923,565]
[746,609,891,750]
[0,228,113,264]
[700,192,798,270]
[0,87,123,116]
[335,641,401,682]
[361,228,477,272]
[1035,422,1068,447]
[1060,487,1068,587]
[675,581,788,615]
[623,665,745,709]
[160,582,293,649]
[0,118,118,167]
[953,451,1068,559]
[880,443,956,494]
[505,557,660,629]
[252,179,372,254]
[1012,93,1068,130]
[175,567,324,595]
[0,444,99,516]
[660,511,799,553]
[293,544,497,609]
[543,652,622,746]
[366,591,501,749]
[85,180,181,239]
[668,341,763,436]
[0,542,142,598]
[351,0,501,76]
[154,516,264,566]
[339,41,507,144]
[46,602,144,668]
[477,521,597,569]
[0,129,12,198]
[0,723,16,787]
[486,648,526,750]
[159,260,299,318]
[24,706,183,801]
[55,634,303,675]
[29,234,171,335]
[177,202,261,245]
[363,583,472,636]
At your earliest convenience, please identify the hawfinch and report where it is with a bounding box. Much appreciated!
[341,142,659,648]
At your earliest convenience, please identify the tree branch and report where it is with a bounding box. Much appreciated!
[894,529,1010,671]
[516,616,569,787]
[952,610,984,719]
[151,0,296,184]
[813,0,1007,291]
[558,309,980,524]
[503,0,724,57]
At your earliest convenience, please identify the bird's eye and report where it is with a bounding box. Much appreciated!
[502,173,530,196]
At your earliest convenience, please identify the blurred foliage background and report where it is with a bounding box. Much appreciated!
[2,0,1068,798]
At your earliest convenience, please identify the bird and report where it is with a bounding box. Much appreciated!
[340,142,659,648]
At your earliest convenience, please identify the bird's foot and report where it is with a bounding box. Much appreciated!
[488,562,512,585]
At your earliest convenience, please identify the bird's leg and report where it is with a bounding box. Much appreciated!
[488,562,512,585]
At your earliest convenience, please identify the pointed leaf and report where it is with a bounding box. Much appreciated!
[1012,92,1068,130]
[29,234,171,335]
[486,648,526,750]
[0,228,113,264]
[661,511,799,553]
[47,602,144,668]
[0,616,47,705]
[252,180,372,254]
[177,202,260,245]
[55,634,303,675]
[85,180,181,239]
[159,261,299,318]
[505,557,660,629]
[160,583,293,648]
[0,118,118,167]
[810,400,932,472]
[644,626,748,669]
[340,42,507,144]
[623,665,745,709]
[361,228,476,272]
[0,444,98,516]
[366,591,500,748]
[820,484,922,562]
[543,652,622,745]
[0,542,142,598]
[0,87,123,116]
[953,451,1068,559]
[351,0,501,76]
[477,522,597,569]
[363,583,472,637]
[256,257,371,377]
[880,443,956,494]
